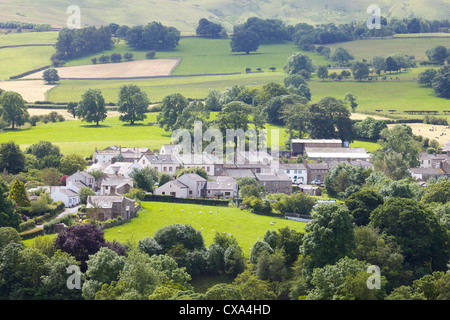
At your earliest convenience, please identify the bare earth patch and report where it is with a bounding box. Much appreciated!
[23,59,180,79]
[0,80,55,102]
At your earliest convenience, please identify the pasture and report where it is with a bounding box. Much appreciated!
[103,201,307,257]
[326,37,450,61]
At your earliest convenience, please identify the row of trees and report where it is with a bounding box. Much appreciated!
[53,26,113,65]
[418,65,450,98]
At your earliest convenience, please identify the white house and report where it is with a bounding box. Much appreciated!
[138,154,181,174]
[93,145,152,163]
[153,180,189,198]
[51,187,80,208]
[160,144,182,155]
[278,163,308,184]
[304,147,371,161]
[153,173,207,198]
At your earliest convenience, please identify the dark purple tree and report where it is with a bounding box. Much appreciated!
[55,224,106,271]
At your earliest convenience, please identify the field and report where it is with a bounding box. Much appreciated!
[24,58,180,79]
[0,114,172,157]
[103,201,307,257]
[387,123,450,145]
[0,80,56,102]
[326,37,450,61]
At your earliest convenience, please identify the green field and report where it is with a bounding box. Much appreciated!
[0,45,54,79]
[64,38,329,75]
[103,201,307,257]
[326,37,450,61]
[0,114,172,157]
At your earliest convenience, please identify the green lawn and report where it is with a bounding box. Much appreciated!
[103,201,307,257]
[0,114,172,157]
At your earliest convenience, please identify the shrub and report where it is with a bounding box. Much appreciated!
[145,50,156,59]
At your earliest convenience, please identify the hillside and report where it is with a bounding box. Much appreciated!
[1,0,449,32]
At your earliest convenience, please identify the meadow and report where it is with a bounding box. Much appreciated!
[326,37,450,61]
[103,201,307,257]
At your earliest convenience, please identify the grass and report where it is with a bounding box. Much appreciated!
[308,77,450,117]
[0,45,54,79]
[103,201,307,257]
[0,114,172,157]
[350,140,382,153]
[326,37,450,61]
[47,72,287,103]
[0,31,58,46]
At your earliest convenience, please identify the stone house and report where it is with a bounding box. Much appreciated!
[255,172,292,195]
[86,195,136,221]
[306,163,330,184]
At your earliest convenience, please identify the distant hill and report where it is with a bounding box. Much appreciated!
[0,0,449,32]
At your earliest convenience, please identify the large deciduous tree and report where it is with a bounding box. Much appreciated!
[76,89,107,126]
[118,85,150,125]
[157,93,189,131]
[0,141,26,174]
[230,30,260,54]
[300,203,356,271]
[0,91,29,129]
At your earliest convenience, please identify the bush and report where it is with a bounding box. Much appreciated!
[19,219,36,232]
[145,50,156,59]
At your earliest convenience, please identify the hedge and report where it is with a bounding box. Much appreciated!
[43,213,76,234]
[19,219,36,232]
[9,65,50,80]
[143,194,230,206]
[20,227,45,240]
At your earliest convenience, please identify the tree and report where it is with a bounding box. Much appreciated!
[230,30,260,54]
[55,224,106,271]
[157,93,189,131]
[324,162,368,198]
[196,18,223,38]
[432,66,450,98]
[426,45,448,65]
[82,247,125,300]
[117,85,150,125]
[60,153,87,175]
[256,82,289,106]
[42,68,60,84]
[25,140,61,170]
[0,141,26,174]
[75,89,107,126]
[0,91,29,129]
[123,52,134,61]
[331,47,354,65]
[274,192,315,216]
[153,224,205,253]
[351,61,370,81]
[61,104,76,121]
[316,65,328,80]
[8,179,30,207]
[130,167,158,192]
[215,101,255,134]
[280,101,310,140]
[250,240,273,264]
[284,52,316,77]
[205,283,243,300]
[385,56,398,73]
[371,56,387,75]
[223,245,245,276]
[125,22,180,50]
[308,96,353,142]
[232,269,276,300]
[79,186,96,205]
[345,188,384,226]
[344,92,358,111]
[370,197,450,270]
[375,124,421,169]
[421,180,450,205]
[176,167,208,180]
[301,203,355,271]
[418,69,438,87]
[0,182,21,230]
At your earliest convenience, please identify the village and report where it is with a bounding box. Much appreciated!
[25,138,450,224]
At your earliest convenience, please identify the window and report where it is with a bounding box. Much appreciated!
[286,169,290,173]
[225,192,230,196]
[189,191,193,195]
[169,167,173,172]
